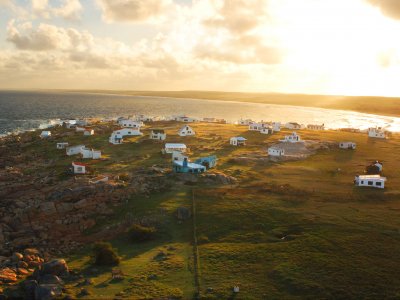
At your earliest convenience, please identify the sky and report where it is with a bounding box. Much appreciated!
[1,0,400,96]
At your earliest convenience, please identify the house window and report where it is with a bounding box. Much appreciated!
[368,181,373,186]
[376,182,382,186]
[77,167,82,172]
[361,181,364,184]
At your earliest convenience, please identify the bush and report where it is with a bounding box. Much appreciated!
[92,242,120,266]
[128,224,157,242]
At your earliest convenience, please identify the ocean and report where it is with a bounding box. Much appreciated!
[0,90,399,135]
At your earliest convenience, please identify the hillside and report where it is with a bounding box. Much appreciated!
[0,121,400,299]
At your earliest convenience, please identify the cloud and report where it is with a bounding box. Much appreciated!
[32,0,83,20]
[204,0,270,34]
[366,0,400,19]
[97,0,172,23]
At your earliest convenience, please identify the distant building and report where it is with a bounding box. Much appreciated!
[237,119,255,126]
[281,132,301,143]
[354,175,386,189]
[307,124,325,130]
[260,127,274,135]
[178,125,195,136]
[83,129,94,136]
[165,143,187,154]
[109,128,143,144]
[271,122,281,132]
[66,145,85,156]
[173,115,196,122]
[368,127,386,139]
[194,156,217,169]
[56,142,69,149]
[119,119,143,128]
[339,141,356,149]
[81,148,101,159]
[75,127,86,132]
[173,158,206,173]
[72,162,87,174]
[268,146,285,156]
[40,131,51,138]
[150,129,166,141]
[230,137,247,146]
[285,122,302,130]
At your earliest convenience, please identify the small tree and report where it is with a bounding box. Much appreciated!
[129,224,157,242]
[93,242,120,266]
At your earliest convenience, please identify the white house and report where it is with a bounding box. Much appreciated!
[150,129,166,141]
[135,114,158,122]
[165,143,187,154]
[40,131,51,138]
[119,119,143,128]
[109,128,143,145]
[281,132,301,143]
[354,175,386,189]
[339,141,356,149]
[76,119,89,127]
[81,148,101,159]
[230,137,247,146]
[368,127,386,139]
[203,117,226,123]
[249,123,268,131]
[268,146,285,156]
[272,122,281,132]
[83,129,94,136]
[56,142,69,149]
[66,145,85,156]
[307,124,325,130]
[178,125,195,136]
[174,115,196,122]
[260,127,274,135]
[285,122,302,130]
[237,119,254,126]
[72,162,87,174]
[172,150,188,162]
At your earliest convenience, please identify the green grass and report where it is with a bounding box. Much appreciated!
[17,121,400,299]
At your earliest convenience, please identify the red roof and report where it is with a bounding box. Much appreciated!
[72,162,87,166]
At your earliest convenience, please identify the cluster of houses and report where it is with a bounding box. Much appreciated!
[38,113,391,189]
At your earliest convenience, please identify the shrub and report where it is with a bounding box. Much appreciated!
[118,173,131,182]
[92,242,120,266]
[128,224,157,242]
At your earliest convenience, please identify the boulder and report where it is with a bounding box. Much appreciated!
[22,279,38,299]
[12,252,23,262]
[41,259,69,277]
[39,274,63,285]
[0,267,17,283]
[34,284,63,300]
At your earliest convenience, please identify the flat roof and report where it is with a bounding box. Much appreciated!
[165,143,187,148]
[357,175,386,180]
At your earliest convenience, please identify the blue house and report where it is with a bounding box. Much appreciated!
[173,158,206,173]
[194,156,217,169]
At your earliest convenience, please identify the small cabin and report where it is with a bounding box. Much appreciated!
[195,156,217,169]
[165,143,187,154]
[178,125,195,136]
[172,151,188,162]
[307,124,325,130]
[354,175,386,189]
[81,148,101,159]
[66,145,85,156]
[368,127,386,139]
[56,142,69,149]
[109,128,142,144]
[230,137,246,146]
[173,158,206,173]
[268,146,285,156]
[339,141,356,149]
[260,127,274,135]
[72,162,87,174]
[174,115,196,122]
[150,129,166,141]
[366,161,383,174]
[249,123,267,131]
[285,122,302,130]
[281,132,301,143]
[40,131,51,138]
[119,119,143,128]
[83,129,94,136]
[237,119,254,126]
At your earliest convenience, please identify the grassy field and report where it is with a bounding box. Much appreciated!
[63,90,400,117]
[20,121,400,299]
